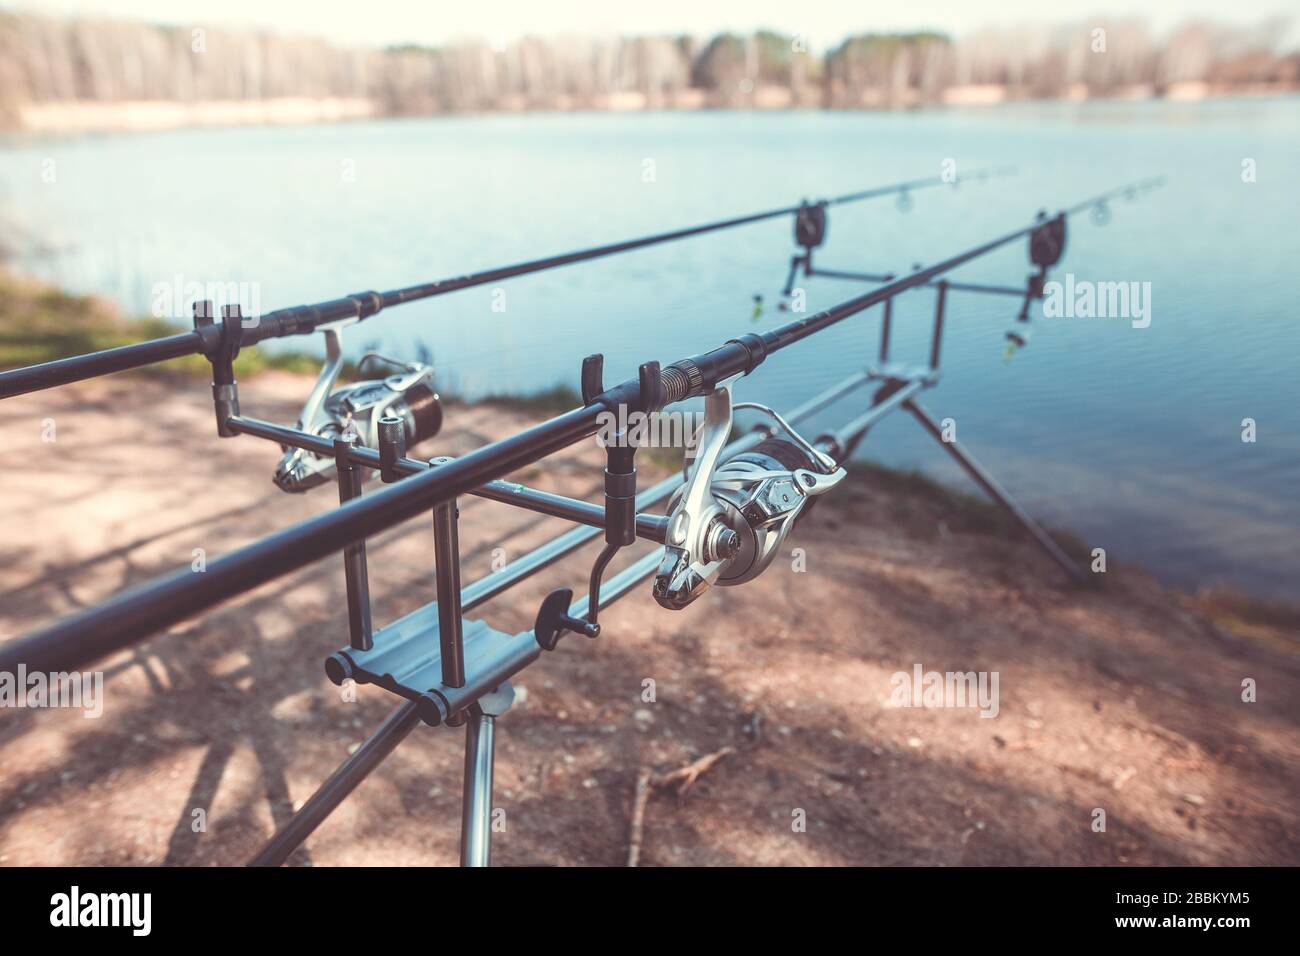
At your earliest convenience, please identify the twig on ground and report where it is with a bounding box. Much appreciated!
[626,746,736,866]
[653,746,736,799]
[626,768,653,868]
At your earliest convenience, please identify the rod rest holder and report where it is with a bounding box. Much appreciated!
[586,336,767,412]
[582,354,668,415]
[194,299,244,437]
[1003,211,1066,344]
[325,603,540,727]
[576,353,656,633]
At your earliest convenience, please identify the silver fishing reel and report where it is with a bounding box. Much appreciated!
[274,320,442,493]
[652,379,845,610]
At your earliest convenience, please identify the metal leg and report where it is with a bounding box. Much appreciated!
[334,435,373,651]
[459,682,515,867]
[460,711,496,867]
[781,253,807,296]
[929,281,947,372]
[249,701,424,867]
[432,499,465,687]
[879,297,893,363]
[824,377,927,462]
[807,266,896,283]
[905,399,1087,586]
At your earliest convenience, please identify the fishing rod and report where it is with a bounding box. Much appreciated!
[0,175,1162,681]
[0,167,1012,401]
[0,175,1163,867]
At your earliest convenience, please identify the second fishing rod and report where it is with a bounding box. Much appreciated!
[0,167,1012,399]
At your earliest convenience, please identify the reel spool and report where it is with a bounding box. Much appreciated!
[652,383,845,610]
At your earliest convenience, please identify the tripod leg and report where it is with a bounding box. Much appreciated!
[905,399,1087,586]
[458,682,515,867]
[781,253,806,296]
[460,710,496,867]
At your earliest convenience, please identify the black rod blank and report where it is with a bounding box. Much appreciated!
[0,169,1011,400]
[251,167,1015,342]
[0,331,203,399]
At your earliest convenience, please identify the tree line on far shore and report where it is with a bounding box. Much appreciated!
[1,11,1296,124]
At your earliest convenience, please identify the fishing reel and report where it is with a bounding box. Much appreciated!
[652,379,846,610]
[274,320,442,493]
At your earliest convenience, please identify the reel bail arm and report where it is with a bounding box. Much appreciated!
[652,374,741,610]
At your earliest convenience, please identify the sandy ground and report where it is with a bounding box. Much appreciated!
[0,373,1296,867]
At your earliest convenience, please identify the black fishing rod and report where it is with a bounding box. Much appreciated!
[0,167,1012,400]
[0,175,1163,678]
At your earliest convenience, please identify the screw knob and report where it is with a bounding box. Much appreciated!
[712,525,741,560]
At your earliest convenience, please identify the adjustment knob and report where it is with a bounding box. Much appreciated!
[716,528,741,558]
[706,521,741,562]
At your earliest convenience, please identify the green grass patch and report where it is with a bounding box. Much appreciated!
[479,383,584,415]
[0,271,326,381]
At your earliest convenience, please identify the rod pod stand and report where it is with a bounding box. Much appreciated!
[5,181,1164,870]
[819,279,1088,585]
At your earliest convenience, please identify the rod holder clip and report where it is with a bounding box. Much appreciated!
[580,353,605,406]
[582,354,665,420]
[194,300,244,437]
[637,361,665,415]
[583,363,657,630]
[1002,211,1067,354]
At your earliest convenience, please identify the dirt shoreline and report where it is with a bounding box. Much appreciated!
[0,373,1296,866]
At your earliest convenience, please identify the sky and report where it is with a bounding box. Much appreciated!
[13,0,1298,49]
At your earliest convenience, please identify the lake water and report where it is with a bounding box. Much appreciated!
[1,101,1297,600]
